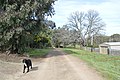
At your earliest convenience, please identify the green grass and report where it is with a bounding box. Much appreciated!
[66,44,81,49]
[27,48,52,58]
[63,48,120,80]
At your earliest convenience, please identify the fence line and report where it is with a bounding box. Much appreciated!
[83,47,120,56]
[110,49,120,56]
[83,47,99,53]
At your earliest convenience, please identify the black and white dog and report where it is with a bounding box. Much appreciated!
[22,59,32,73]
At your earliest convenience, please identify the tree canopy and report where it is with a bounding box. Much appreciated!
[67,10,105,47]
[52,10,106,48]
[0,0,57,53]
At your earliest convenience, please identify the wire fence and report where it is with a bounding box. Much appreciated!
[84,47,120,56]
[84,47,99,53]
[110,49,120,56]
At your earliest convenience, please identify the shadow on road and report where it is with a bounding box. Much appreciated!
[45,48,68,58]
[31,66,38,72]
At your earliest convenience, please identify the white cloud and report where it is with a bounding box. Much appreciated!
[49,0,120,35]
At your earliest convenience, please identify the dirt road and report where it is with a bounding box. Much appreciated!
[1,49,105,80]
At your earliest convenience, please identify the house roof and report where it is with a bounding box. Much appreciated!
[100,42,120,46]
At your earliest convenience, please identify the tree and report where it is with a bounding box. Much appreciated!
[52,27,62,47]
[52,25,71,48]
[33,31,52,48]
[85,10,105,48]
[68,11,86,48]
[0,0,57,53]
[66,10,105,49]
[109,34,120,42]
[93,34,109,47]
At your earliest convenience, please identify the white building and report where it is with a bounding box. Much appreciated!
[99,42,120,55]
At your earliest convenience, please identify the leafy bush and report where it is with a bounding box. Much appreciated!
[27,48,52,58]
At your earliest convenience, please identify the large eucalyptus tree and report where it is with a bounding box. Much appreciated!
[86,10,105,47]
[68,11,86,48]
[0,0,57,53]
[67,10,105,48]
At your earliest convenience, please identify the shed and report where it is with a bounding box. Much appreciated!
[99,42,120,55]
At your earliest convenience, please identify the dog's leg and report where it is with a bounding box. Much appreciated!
[27,66,29,73]
[31,65,32,69]
[23,65,26,73]
[30,61,32,69]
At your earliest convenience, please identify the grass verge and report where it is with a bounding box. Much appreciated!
[63,48,120,80]
[27,48,52,58]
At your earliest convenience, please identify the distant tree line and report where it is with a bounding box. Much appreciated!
[52,10,105,48]
[52,10,120,48]
[52,27,120,48]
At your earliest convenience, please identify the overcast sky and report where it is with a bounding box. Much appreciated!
[49,0,120,36]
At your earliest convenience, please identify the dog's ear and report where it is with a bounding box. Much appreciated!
[22,59,26,63]
[22,59,24,63]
